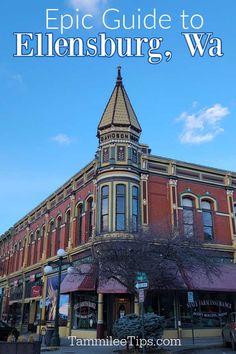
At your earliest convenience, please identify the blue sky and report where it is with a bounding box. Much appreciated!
[0,0,235,234]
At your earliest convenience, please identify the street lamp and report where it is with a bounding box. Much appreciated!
[44,248,67,347]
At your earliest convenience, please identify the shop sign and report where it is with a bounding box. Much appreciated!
[30,274,36,282]
[74,301,96,310]
[193,311,228,318]
[74,301,97,319]
[187,300,232,309]
[31,285,41,298]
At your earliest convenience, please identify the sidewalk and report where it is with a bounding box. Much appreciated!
[39,336,223,353]
[168,336,223,353]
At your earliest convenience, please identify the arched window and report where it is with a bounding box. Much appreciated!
[28,233,34,266]
[77,204,83,245]
[132,186,139,232]
[56,216,62,251]
[201,200,214,241]
[182,197,194,238]
[101,186,109,232]
[48,220,55,257]
[65,210,71,248]
[30,233,35,244]
[35,229,40,263]
[116,184,126,231]
[41,225,45,259]
[87,198,93,239]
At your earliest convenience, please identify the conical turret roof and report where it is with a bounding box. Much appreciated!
[97,67,142,135]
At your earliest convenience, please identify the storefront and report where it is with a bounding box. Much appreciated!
[46,262,236,339]
[60,263,96,338]
[8,279,23,326]
[23,272,43,332]
[144,290,235,337]
[0,284,8,321]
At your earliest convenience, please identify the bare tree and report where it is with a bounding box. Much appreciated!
[89,223,220,293]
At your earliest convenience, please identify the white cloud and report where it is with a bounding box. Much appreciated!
[69,0,107,12]
[177,104,229,144]
[52,134,72,145]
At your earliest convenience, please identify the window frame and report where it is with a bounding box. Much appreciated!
[182,197,195,238]
[87,198,93,239]
[48,220,55,258]
[132,185,139,232]
[101,186,109,233]
[77,203,83,245]
[201,200,214,241]
[115,184,126,231]
[56,216,62,251]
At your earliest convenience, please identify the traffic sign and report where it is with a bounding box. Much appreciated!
[135,281,149,289]
[187,291,194,303]
[139,289,145,303]
[136,272,148,282]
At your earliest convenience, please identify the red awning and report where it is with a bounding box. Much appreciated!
[61,264,95,294]
[187,264,236,292]
[97,277,128,294]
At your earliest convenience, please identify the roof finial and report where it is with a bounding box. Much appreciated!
[116,65,122,85]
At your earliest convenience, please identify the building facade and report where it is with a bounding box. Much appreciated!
[1,67,236,339]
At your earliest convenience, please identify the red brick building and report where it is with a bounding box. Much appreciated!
[0,67,236,338]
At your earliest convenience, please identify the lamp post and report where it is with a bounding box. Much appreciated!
[44,248,67,347]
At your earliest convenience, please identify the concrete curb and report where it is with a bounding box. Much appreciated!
[171,343,223,353]
[41,347,60,352]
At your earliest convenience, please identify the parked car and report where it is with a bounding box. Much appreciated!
[0,320,19,341]
[222,312,236,350]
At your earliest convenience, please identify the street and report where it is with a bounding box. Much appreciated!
[41,345,118,354]
[41,345,236,354]
[182,349,235,354]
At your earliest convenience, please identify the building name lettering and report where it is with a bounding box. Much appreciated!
[187,300,232,309]
[100,132,138,143]
[74,301,96,310]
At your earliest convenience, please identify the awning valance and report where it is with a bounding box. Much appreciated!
[187,264,236,292]
[97,277,128,294]
[60,264,95,294]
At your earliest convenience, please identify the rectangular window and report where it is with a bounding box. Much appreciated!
[132,186,139,232]
[182,198,194,238]
[202,201,214,241]
[116,184,126,231]
[101,186,109,232]
[132,148,138,163]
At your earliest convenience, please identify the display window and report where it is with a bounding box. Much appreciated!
[72,293,98,330]
[180,292,234,328]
